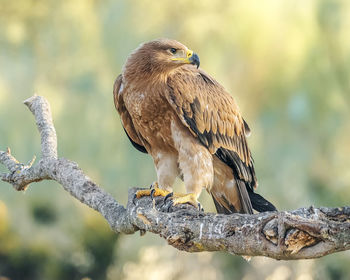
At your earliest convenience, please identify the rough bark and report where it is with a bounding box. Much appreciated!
[1,95,349,260]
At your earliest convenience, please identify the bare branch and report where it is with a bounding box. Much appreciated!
[24,95,58,160]
[1,95,349,260]
[0,147,45,190]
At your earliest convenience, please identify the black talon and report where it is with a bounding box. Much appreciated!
[150,189,155,200]
[164,192,174,203]
[197,202,204,212]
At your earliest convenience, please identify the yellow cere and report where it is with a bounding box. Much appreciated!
[186,49,193,58]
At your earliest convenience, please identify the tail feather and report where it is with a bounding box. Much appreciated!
[211,150,276,215]
[211,179,254,215]
[211,180,277,214]
[212,196,236,214]
[236,180,253,214]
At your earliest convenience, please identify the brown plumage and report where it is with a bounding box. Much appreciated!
[114,38,276,214]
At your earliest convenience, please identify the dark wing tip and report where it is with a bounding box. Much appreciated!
[123,127,148,154]
[247,189,277,212]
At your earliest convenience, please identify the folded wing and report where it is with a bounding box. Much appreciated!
[165,66,258,214]
[113,75,147,154]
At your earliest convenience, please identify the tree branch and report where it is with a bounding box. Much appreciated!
[1,95,349,260]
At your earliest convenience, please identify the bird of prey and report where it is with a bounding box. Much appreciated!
[113,38,276,214]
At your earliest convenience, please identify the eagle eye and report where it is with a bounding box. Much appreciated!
[170,48,177,54]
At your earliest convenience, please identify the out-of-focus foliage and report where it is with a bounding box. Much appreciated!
[0,0,349,279]
[0,200,118,280]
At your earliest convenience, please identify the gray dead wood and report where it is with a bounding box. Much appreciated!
[1,95,349,260]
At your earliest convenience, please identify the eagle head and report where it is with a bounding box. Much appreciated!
[123,39,200,79]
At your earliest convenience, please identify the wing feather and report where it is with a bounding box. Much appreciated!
[165,67,258,213]
[165,67,253,167]
[113,75,147,154]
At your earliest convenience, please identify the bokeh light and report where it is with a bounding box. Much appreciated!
[1,0,349,279]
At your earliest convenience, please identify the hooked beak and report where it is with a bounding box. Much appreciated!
[188,52,200,69]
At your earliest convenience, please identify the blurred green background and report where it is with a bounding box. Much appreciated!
[0,0,350,279]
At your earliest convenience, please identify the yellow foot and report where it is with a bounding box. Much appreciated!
[135,188,171,199]
[166,193,201,210]
[134,182,171,203]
